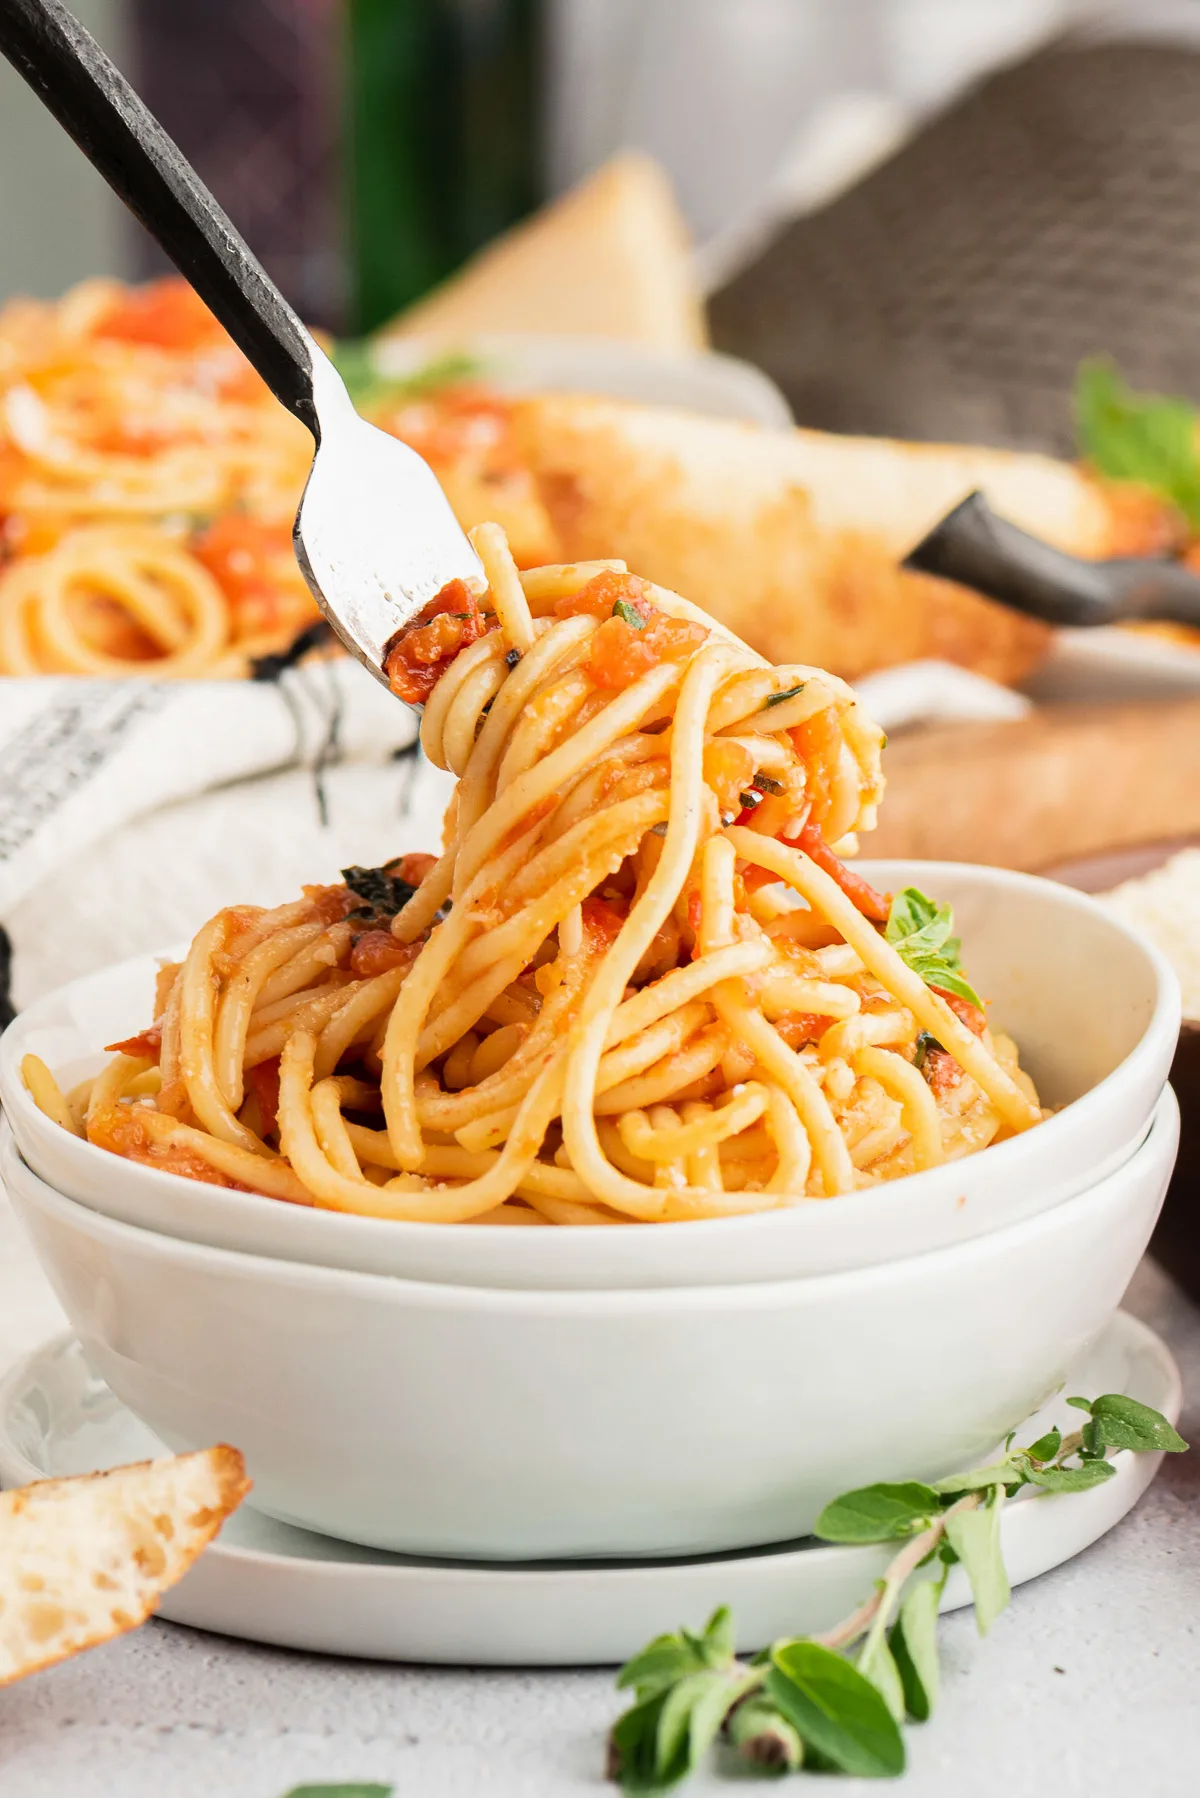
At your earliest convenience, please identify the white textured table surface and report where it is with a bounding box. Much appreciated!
[0,1192,1196,1798]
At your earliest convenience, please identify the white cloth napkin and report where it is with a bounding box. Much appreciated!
[0,661,419,919]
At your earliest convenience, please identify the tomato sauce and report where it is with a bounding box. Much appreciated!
[88,1104,247,1189]
[104,1025,162,1060]
[780,819,890,924]
[350,931,419,978]
[194,514,294,635]
[554,571,709,690]
[384,578,487,702]
[929,985,987,1036]
[246,1057,282,1135]
[95,278,226,353]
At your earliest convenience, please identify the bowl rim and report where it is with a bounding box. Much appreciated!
[0,860,1180,1257]
[1,1083,1179,1316]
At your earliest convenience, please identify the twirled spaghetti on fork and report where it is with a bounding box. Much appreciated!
[24,524,1042,1223]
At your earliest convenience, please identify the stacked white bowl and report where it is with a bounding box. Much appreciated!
[0,862,1181,1562]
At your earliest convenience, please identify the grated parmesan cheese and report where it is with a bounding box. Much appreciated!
[1101,848,1200,1023]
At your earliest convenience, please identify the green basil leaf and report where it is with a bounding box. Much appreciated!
[1025,1459,1117,1493]
[857,1633,907,1724]
[766,1643,906,1778]
[1089,1394,1188,1454]
[331,341,482,410]
[726,1696,805,1772]
[814,1481,940,1544]
[907,958,984,1010]
[1024,1426,1062,1463]
[613,599,647,628]
[765,682,806,708]
[889,1578,941,1722]
[944,1491,1010,1635]
[885,889,983,1009]
[1066,1395,1094,1413]
[1075,358,1200,527]
[885,888,954,955]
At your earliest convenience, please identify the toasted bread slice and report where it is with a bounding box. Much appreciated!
[514,395,1128,683]
[382,153,706,351]
[0,1445,249,1685]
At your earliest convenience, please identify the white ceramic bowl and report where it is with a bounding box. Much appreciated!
[0,1087,1178,1560]
[0,863,1179,1289]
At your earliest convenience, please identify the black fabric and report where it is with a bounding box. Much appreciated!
[710,40,1200,456]
[0,926,14,1033]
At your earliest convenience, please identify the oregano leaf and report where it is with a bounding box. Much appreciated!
[1081,1418,1107,1460]
[726,1696,805,1772]
[944,1491,1010,1635]
[766,1643,906,1778]
[890,1578,941,1722]
[814,1481,940,1544]
[857,1633,907,1724]
[1025,1426,1062,1463]
[1024,1459,1116,1493]
[654,1671,741,1785]
[282,1787,394,1798]
[1089,1394,1188,1454]
[932,1456,1028,1497]
[617,1632,706,1700]
[609,1690,670,1792]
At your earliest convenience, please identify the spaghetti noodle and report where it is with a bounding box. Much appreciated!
[0,277,319,676]
[0,277,547,677]
[25,527,1042,1222]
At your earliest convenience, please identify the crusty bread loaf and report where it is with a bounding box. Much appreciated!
[513,394,1127,683]
[382,154,706,351]
[0,1445,248,1685]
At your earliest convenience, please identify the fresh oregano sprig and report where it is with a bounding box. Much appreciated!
[607,1394,1185,1789]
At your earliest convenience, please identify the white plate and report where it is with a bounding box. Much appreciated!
[1025,626,1200,704]
[372,331,794,429]
[0,1314,1177,1666]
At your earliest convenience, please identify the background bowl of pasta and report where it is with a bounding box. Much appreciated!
[0,858,1179,1289]
[0,1089,1176,1560]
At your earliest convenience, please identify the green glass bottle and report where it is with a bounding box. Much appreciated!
[345,0,543,335]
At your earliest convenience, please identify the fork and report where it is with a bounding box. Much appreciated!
[0,0,484,689]
[904,489,1200,631]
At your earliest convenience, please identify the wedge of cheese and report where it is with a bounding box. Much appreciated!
[0,1446,249,1685]
[382,153,706,350]
[513,394,1129,683]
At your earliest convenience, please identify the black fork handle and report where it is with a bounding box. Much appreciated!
[0,0,318,433]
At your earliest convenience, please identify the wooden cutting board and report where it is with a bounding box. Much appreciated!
[867,697,1200,872]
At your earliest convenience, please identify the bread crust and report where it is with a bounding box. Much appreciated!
[0,1444,249,1685]
[513,395,1139,684]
